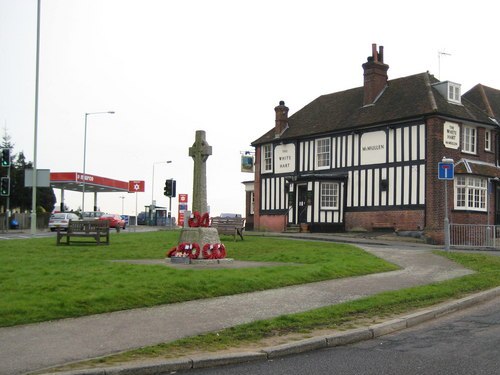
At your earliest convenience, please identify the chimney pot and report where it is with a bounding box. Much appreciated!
[362,44,389,106]
[274,101,289,138]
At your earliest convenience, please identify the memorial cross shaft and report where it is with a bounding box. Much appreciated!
[188,130,212,213]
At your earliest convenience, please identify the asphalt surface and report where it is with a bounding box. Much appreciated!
[0,232,492,375]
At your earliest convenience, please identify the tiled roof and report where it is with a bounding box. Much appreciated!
[455,159,500,178]
[463,84,500,121]
[252,72,498,146]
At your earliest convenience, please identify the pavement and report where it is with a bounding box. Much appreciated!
[1,231,499,375]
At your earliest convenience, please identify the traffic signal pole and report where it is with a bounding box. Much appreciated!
[6,166,10,232]
[164,179,176,228]
[1,148,11,232]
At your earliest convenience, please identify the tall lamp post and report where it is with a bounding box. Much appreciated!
[151,160,172,205]
[82,111,114,213]
[30,0,41,235]
[150,160,172,226]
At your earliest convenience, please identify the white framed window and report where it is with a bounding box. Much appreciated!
[315,138,331,169]
[261,144,272,173]
[462,125,477,154]
[448,83,461,103]
[485,129,492,151]
[320,182,339,209]
[455,176,487,211]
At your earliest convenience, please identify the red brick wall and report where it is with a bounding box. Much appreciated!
[257,214,287,232]
[424,117,494,243]
[345,210,424,231]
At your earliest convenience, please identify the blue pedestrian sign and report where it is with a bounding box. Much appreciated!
[438,161,454,180]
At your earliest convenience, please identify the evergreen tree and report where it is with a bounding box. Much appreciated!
[1,130,55,213]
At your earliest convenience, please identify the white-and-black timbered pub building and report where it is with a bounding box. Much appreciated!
[248,44,500,244]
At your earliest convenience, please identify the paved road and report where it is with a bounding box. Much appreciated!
[0,245,473,375]
[185,295,500,375]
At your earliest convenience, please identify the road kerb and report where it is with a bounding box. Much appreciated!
[369,318,407,337]
[191,351,266,369]
[262,336,327,359]
[326,327,373,347]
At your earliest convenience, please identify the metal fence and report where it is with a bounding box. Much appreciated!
[0,212,51,231]
[450,224,500,249]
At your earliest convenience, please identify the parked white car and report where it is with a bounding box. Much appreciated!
[48,213,80,232]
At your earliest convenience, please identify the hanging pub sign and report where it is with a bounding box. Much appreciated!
[241,154,254,173]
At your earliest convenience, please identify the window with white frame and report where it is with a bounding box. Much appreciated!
[485,129,492,151]
[455,176,487,211]
[315,138,331,169]
[448,83,461,103]
[262,144,272,173]
[320,182,339,209]
[462,125,477,154]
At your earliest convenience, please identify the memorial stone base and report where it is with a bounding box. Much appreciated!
[178,227,220,245]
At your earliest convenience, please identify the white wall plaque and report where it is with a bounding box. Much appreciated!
[361,131,386,165]
[443,121,460,149]
[274,144,295,173]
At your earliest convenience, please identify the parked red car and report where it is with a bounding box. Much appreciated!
[98,214,126,229]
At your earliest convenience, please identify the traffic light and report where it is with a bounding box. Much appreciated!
[0,177,9,196]
[1,148,10,167]
[164,179,176,197]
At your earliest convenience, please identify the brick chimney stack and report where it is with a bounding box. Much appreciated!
[362,43,389,106]
[274,100,289,138]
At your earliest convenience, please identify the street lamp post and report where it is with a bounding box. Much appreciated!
[151,160,172,204]
[30,0,41,235]
[150,160,172,226]
[82,111,114,213]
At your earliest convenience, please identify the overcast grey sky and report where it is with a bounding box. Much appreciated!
[1,0,499,217]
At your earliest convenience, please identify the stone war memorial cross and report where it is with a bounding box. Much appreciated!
[170,130,229,264]
[189,130,212,214]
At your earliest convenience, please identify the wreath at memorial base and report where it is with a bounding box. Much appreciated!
[166,246,178,258]
[167,243,200,259]
[178,242,201,259]
[188,211,210,227]
[202,243,226,259]
[167,242,226,259]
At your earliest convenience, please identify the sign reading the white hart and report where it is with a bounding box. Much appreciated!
[361,131,386,165]
[443,121,460,149]
[274,144,295,173]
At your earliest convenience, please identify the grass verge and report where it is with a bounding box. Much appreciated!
[0,230,397,327]
[47,250,500,371]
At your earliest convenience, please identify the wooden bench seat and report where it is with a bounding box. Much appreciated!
[56,220,110,245]
[211,217,246,241]
[371,222,396,231]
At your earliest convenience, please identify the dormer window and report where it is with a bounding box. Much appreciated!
[432,81,462,105]
[448,83,461,103]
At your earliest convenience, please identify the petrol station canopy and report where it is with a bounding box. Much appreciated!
[50,172,144,193]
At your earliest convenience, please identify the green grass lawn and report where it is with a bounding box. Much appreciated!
[0,230,398,327]
[80,251,500,367]
[47,248,500,371]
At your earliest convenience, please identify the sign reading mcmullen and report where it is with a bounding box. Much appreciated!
[361,130,386,165]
